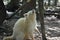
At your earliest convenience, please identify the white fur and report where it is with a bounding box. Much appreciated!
[3,10,37,40]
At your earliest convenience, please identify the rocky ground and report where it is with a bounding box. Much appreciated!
[0,16,60,40]
[34,16,60,40]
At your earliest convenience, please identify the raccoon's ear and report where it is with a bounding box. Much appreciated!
[24,13,27,17]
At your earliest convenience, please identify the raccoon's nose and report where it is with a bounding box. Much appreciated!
[32,9,35,13]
